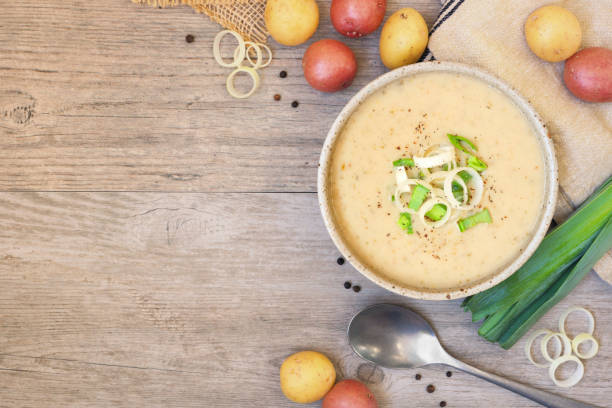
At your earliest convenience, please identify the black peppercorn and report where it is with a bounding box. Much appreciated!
[291,101,299,108]
[337,257,345,265]
[185,34,195,43]
[446,371,452,377]
[426,384,435,393]
[415,374,422,380]
[352,285,361,293]
[279,70,287,78]
[343,281,351,289]
[439,402,447,407]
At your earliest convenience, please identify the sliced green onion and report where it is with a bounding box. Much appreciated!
[457,208,492,232]
[391,195,395,202]
[393,158,415,167]
[448,134,478,153]
[398,212,413,234]
[418,171,425,180]
[425,203,447,221]
[458,170,472,182]
[468,155,488,172]
[464,176,612,349]
[408,184,430,211]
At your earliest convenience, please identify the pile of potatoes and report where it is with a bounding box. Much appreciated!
[264,0,429,93]
[280,351,378,407]
[524,5,611,102]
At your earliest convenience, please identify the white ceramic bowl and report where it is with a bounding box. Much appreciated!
[318,62,558,300]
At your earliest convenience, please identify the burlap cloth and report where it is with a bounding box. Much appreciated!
[424,0,612,283]
[132,0,267,43]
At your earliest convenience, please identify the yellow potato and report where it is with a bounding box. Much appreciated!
[524,5,582,62]
[280,350,336,403]
[379,8,428,69]
[265,0,319,46]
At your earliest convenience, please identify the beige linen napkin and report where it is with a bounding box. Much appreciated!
[425,0,612,282]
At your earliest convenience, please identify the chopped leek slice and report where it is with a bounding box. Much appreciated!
[448,134,478,153]
[468,155,488,172]
[393,158,415,167]
[398,212,413,234]
[425,203,447,221]
[408,184,430,211]
[458,208,492,232]
[458,170,472,182]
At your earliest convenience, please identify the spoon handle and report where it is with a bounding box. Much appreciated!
[444,356,600,408]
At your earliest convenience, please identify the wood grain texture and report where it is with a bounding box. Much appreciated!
[1,193,611,407]
[1,1,611,407]
[0,0,440,192]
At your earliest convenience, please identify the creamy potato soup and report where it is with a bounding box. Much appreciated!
[328,72,546,291]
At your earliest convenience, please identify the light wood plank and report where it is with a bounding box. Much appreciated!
[0,0,440,192]
[0,192,610,407]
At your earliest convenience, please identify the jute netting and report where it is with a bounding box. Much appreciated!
[132,0,268,43]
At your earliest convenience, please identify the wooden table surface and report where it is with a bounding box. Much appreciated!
[1,1,611,407]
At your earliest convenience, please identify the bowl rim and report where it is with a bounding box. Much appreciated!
[317,61,559,300]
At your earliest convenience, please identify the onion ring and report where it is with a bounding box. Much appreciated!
[571,333,599,360]
[559,306,595,338]
[548,355,584,388]
[525,329,555,368]
[393,179,434,213]
[414,145,455,169]
[541,332,571,363]
[226,66,260,99]
[418,197,451,228]
[213,30,245,68]
[444,167,483,210]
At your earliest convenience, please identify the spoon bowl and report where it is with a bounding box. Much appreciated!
[348,304,598,408]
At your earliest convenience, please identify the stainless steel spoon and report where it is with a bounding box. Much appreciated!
[348,304,599,408]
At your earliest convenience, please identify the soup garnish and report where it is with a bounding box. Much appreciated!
[391,134,490,233]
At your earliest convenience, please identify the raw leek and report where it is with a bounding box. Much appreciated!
[457,209,492,232]
[393,158,415,167]
[463,175,612,349]
[398,213,413,234]
[408,184,430,211]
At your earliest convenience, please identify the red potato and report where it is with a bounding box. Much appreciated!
[563,47,612,102]
[302,39,357,92]
[331,0,386,38]
[322,379,378,408]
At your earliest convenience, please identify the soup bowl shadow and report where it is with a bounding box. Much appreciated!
[317,61,558,300]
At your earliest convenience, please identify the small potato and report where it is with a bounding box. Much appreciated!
[379,8,428,69]
[265,0,319,46]
[524,5,581,62]
[330,0,386,38]
[303,39,357,92]
[280,351,336,403]
[564,47,612,102]
[322,379,378,408]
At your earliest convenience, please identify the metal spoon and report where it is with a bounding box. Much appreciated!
[348,304,599,408]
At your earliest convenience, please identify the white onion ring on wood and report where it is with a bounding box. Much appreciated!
[213,30,245,68]
[541,332,572,363]
[525,329,556,368]
[548,355,584,388]
[418,197,451,228]
[571,333,599,360]
[254,43,273,68]
[234,41,262,69]
[226,66,260,99]
[444,167,483,210]
[559,306,595,338]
